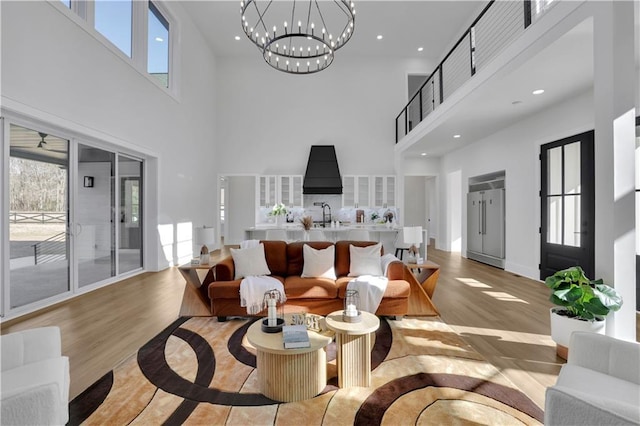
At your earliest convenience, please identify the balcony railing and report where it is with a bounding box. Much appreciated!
[396,0,555,143]
[33,232,67,265]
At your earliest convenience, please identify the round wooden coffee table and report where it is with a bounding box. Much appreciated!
[324,311,380,388]
[246,318,333,402]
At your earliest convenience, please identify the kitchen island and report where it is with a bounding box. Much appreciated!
[245,224,401,255]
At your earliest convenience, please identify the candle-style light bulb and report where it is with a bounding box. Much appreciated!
[298,20,301,32]
[284,21,288,34]
[311,22,315,36]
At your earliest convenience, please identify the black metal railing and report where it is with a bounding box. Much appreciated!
[33,232,67,265]
[396,0,554,143]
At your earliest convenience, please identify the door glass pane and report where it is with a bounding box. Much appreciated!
[119,156,143,274]
[564,142,581,194]
[148,1,169,87]
[547,196,562,244]
[547,146,562,194]
[77,144,115,287]
[9,125,69,308]
[564,195,581,247]
[95,0,133,57]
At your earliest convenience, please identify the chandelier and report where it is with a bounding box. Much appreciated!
[240,0,356,75]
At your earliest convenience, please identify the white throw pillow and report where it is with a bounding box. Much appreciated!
[230,243,271,280]
[348,243,383,277]
[301,245,336,279]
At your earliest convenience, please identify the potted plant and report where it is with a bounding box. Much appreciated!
[545,266,623,359]
[268,203,287,226]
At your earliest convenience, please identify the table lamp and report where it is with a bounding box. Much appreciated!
[194,226,215,264]
[403,226,423,264]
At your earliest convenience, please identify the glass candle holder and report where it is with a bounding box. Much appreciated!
[343,289,361,323]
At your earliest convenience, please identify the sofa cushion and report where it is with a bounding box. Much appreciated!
[301,244,336,279]
[348,243,383,277]
[556,364,640,410]
[284,276,338,299]
[260,241,289,276]
[210,277,286,299]
[286,241,334,276]
[336,278,410,299]
[335,240,379,277]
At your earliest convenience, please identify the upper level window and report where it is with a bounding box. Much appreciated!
[95,0,133,58]
[148,2,169,88]
[60,0,71,8]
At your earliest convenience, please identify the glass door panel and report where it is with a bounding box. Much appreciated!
[9,124,69,308]
[77,144,115,287]
[118,155,143,273]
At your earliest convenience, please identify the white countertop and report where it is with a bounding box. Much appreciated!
[248,224,400,232]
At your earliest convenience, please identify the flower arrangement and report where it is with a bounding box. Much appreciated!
[299,215,313,231]
[268,203,287,217]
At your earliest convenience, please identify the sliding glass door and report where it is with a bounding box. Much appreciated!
[118,155,143,274]
[3,118,145,316]
[77,144,116,287]
[9,124,70,308]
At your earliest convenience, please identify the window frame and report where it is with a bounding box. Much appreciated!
[49,0,179,98]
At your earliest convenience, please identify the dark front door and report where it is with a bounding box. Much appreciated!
[540,130,595,279]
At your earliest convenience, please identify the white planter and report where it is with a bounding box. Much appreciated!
[550,307,606,358]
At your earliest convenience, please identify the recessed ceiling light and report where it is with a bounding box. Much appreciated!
[376,35,383,40]
[453,134,461,139]
[532,89,545,95]
[234,35,241,41]
[417,47,424,52]
[155,37,164,42]
[421,152,427,156]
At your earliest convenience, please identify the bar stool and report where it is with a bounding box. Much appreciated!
[394,229,411,260]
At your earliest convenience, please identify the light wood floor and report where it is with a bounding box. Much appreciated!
[2,246,638,410]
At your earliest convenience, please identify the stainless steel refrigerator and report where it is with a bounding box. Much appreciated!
[467,188,505,269]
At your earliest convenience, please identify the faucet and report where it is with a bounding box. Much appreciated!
[313,202,332,228]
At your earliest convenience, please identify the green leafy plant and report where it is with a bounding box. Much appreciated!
[268,203,287,217]
[545,266,623,321]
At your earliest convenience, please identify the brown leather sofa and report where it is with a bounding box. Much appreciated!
[210,240,411,321]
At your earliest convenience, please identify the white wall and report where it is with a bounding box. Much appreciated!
[1,1,218,269]
[439,90,594,279]
[404,176,426,228]
[214,56,430,177]
[227,176,255,245]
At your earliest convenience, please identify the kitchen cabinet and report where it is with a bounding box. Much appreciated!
[373,175,396,207]
[279,175,303,208]
[258,175,303,208]
[342,175,370,208]
[258,175,277,208]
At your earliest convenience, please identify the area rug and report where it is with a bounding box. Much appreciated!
[69,316,544,425]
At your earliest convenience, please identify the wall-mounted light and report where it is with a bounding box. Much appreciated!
[83,176,94,188]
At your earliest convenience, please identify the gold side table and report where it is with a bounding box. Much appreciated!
[324,310,380,388]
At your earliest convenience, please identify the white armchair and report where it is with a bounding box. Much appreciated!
[545,331,640,425]
[1,326,70,425]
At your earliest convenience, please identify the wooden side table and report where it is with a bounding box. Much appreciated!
[246,317,334,402]
[324,311,380,388]
[407,261,440,298]
[177,261,214,309]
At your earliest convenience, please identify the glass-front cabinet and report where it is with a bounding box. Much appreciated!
[343,175,371,208]
[373,175,396,208]
[259,175,277,208]
[279,175,303,208]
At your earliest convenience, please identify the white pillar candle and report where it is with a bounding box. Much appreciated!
[267,298,276,326]
[346,303,357,316]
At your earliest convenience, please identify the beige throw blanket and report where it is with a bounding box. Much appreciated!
[347,275,389,314]
[240,276,286,315]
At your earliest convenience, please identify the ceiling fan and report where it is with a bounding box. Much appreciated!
[36,132,67,154]
[37,132,47,148]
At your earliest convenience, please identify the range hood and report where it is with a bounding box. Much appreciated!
[303,145,343,194]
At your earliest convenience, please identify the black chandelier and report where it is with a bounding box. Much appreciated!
[240,0,356,75]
